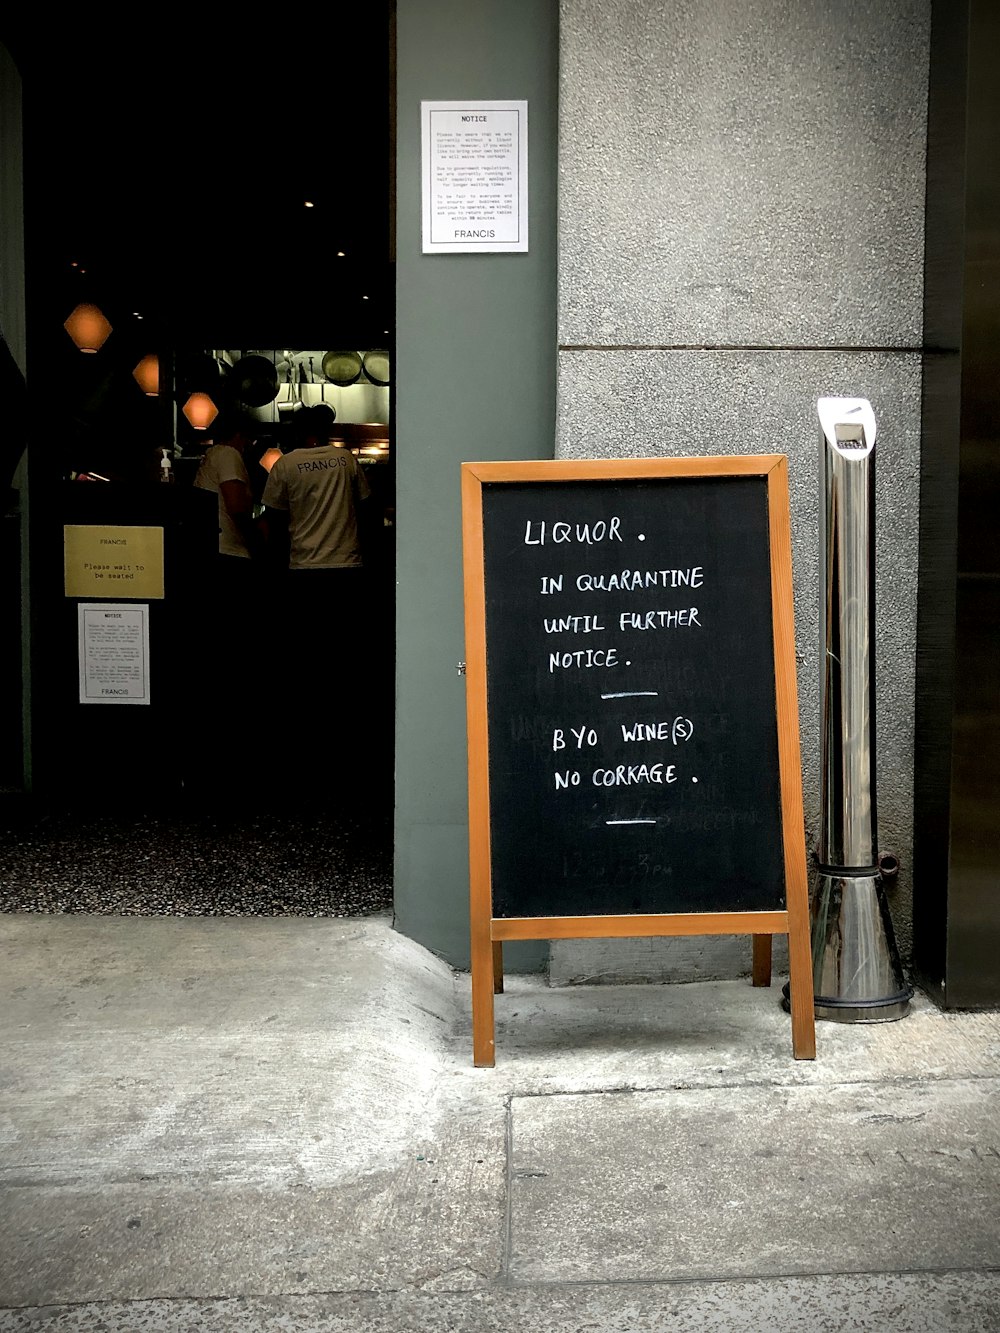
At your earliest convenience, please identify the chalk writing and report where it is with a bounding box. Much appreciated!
[478,472,785,919]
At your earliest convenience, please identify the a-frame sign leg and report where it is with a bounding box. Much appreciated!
[471,918,496,1067]
[786,916,817,1060]
[751,934,773,987]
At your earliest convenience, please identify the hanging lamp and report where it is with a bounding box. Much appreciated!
[132,354,159,396]
[182,392,219,430]
[64,303,112,353]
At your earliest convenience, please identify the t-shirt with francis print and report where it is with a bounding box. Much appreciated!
[262,443,372,569]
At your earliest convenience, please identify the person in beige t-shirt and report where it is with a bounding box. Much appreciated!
[194,417,258,560]
[261,406,371,569]
[262,408,375,736]
[188,414,261,794]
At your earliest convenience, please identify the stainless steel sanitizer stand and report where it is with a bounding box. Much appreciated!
[808,397,911,1021]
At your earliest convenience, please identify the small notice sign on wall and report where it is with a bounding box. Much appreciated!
[78,603,151,705]
[64,525,165,599]
[421,100,528,253]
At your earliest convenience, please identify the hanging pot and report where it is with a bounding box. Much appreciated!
[233,354,279,407]
[177,352,230,395]
[321,350,363,386]
[362,349,391,387]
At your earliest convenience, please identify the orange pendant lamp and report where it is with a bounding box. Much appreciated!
[64,303,112,353]
[182,392,219,431]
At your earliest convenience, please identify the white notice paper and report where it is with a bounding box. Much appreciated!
[78,603,151,705]
[421,100,528,253]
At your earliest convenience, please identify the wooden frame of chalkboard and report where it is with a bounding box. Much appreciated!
[462,455,815,1064]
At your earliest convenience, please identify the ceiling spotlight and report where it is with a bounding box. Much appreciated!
[304,200,315,208]
[336,251,345,257]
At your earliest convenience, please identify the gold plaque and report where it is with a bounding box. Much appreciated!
[64,526,165,599]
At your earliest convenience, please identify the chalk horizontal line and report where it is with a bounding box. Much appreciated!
[607,819,657,825]
[559,343,925,354]
[601,691,658,699]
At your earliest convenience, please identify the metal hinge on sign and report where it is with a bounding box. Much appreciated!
[456,661,467,676]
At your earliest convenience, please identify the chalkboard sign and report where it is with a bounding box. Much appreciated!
[462,456,814,1065]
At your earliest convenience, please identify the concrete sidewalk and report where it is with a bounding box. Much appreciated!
[1,912,999,1331]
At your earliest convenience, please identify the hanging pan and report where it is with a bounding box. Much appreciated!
[362,349,391,387]
[321,350,363,386]
[233,354,279,407]
[177,351,230,395]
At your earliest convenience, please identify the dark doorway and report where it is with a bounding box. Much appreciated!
[1,12,396,918]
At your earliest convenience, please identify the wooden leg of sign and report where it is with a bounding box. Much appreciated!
[751,934,772,987]
[471,921,497,1067]
[786,921,817,1060]
[492,941,504,994]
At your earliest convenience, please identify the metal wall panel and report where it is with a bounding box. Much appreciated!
[915,0,1000,1006]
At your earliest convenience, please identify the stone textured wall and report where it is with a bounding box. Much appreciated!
[551,0,931,983]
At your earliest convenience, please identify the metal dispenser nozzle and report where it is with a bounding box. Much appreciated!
[809,397,911,1021]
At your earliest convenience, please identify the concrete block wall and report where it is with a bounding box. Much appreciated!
[550,0,931,984]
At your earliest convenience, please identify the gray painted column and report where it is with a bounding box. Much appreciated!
[553,0,930,984]
[394,0,558,968]
[0,45,25,375]
[0,45,29,791]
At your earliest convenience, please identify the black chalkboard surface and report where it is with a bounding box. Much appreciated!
[462,456,814,1065]
[482,474,782,918]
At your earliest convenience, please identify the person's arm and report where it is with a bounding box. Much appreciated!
[352,461,380,564]
[357,489,381,565]
[260,461,291,569]
[219,478,262,557]
[260,505,290,570]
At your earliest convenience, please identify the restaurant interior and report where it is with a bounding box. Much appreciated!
[0,11,398,915]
